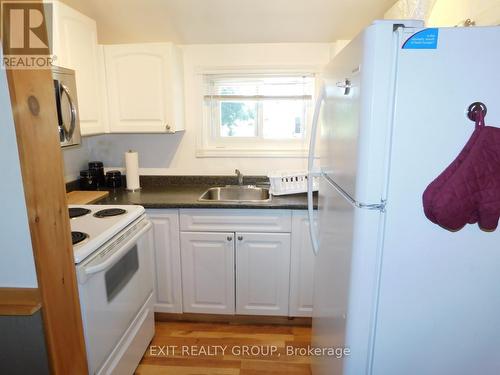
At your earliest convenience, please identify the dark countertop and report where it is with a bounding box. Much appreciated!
[71,175,316,210]
[99,184,314,210]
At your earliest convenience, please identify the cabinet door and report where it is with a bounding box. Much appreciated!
[236,232,291,316]
[289,211,316,317]
[181,232,235,314]
[53,2,106,135]
[147,210,182,313]
[105,44,179,133]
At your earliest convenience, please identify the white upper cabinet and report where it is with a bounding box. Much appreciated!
[236,232,291,316]
[52,1,107,135]
[52,3,186,135]
[104,43,185,133]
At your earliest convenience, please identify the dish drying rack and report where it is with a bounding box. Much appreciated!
[267,171,319,196]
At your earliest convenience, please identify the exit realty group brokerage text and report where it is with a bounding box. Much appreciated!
[149,345,351,358]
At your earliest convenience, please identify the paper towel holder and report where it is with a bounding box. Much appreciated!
[125,150,142,192]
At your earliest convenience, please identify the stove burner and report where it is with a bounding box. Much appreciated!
[94,208,127,218]
[72,231,88,246]
[69,207,91,219]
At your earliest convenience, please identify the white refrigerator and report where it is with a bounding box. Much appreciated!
[307,20,500,375]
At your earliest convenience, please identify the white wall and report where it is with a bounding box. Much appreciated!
[385,0,437,21]
[84,43,332,176]
[62,138,93,182]
[0,55,38,287]
[427,0,500,26]
[385,0,500,26]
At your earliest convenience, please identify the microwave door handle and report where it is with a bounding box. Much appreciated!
[83,221,152,276]
[307,86,326,256]
[60,83,77,141]
[53,80,63,124]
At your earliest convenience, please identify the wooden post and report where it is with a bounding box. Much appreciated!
[1,0,88,373]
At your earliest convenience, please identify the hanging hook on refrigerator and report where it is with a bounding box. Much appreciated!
[336,79,351,95]
[467,102,487,123]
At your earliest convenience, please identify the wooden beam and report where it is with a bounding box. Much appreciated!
[0,288,41,316]
[2,0,88,373]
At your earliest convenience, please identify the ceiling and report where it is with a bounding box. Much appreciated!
[61,0,397,44]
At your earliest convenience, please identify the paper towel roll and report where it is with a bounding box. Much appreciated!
[125,150,141,191]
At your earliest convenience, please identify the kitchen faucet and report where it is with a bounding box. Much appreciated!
[235,169,243,185]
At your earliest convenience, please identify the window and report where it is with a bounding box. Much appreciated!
[199,73,315,157]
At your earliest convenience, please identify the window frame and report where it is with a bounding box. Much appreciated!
[196,68,321,158]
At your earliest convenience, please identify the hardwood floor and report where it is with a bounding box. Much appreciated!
[135,321,312,375]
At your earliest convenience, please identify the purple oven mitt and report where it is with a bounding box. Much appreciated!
[422,125,481,224]
[423,112,500,231]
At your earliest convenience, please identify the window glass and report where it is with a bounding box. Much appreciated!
[220,101,258,137]
[262,100,305,139]
[204,74,314,143]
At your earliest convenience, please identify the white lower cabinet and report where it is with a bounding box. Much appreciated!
[180,232,235,314]
[236,232,291,316]
[147,208,315,317]
[289,211,316,317]
[147,210,183,313]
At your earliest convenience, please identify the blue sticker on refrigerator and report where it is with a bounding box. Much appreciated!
[402,28,439,49]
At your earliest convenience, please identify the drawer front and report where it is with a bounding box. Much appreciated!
[179,209,292,233]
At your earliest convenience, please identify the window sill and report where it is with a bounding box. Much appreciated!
[195,148,308,158]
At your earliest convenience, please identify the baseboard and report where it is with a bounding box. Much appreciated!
[0,287,41,316]
[154,312,312,326]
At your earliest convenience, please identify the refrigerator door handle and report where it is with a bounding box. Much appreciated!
[323,173,386,211]
[307,86,326,256]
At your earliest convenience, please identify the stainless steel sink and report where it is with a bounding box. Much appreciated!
[199,185,271,202]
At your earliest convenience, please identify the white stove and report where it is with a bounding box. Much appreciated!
[68,204,154,375]
[69,204,145,263]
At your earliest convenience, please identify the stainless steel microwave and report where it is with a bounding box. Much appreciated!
[52,66,81,147]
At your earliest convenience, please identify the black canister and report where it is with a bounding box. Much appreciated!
[106,170,122,188]
[79,170,97,190]
[88,161,105,188]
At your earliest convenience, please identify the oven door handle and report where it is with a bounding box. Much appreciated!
[83,221,152,276]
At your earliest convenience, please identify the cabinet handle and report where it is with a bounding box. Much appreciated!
[237,236,243,241]
[227,236,233,241]
[165,124,171,131]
